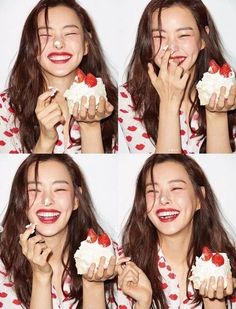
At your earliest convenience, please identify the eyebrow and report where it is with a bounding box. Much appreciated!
[38,25,80,30]
[146,179,187,187]
[28,180,70,185]
[152,27,194,32]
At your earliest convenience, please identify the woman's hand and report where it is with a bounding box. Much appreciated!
[206,85,236,113]
[199,272,234,300]
[19,224,52,280]
[35,90,65,152]
[118,261,153,308]
[72,96,114,123]
[148,49,190,113]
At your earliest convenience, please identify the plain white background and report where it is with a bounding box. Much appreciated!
[0,154,235,243]
[0,0,236,89]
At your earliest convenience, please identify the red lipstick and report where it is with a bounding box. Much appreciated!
[156,208,180,223]
[36,209,61,224]
[47,52,72,64]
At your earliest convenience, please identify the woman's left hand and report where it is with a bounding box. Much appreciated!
[199,272,234,300]
[72,96,114,123]
[206,85,236,113]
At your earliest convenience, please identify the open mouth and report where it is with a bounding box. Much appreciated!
[47,52,72,64]
[36,209,61,224]
[156,209,180,222]
[169,56,186,65]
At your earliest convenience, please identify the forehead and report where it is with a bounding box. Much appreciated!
[146,161,191,183]
[27,160,72,182]
[152,5,198,30]
[37,5,82,28]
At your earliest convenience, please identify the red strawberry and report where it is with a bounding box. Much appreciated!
[75,68,86,83]
[212,253,224,267]
[219,63,232,77]
[202,246,212,261]
[209,59,220,74]
[87,228,97,243]
[85,73,97,87]
[98,232,111,247]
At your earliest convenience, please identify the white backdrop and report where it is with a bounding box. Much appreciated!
[0,0,235,90]
[0,154,235,243]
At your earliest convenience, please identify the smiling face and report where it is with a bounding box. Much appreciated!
[145,161,200,238]
[151,4,205,72]
[27,160,78,238]
[37,5,88,82]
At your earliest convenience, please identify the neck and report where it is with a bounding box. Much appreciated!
[159,228,192,266]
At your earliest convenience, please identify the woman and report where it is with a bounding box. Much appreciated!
[118,154,236,308]
[0,154,118,308]
[0,0,117,153]
[119,0,236,153]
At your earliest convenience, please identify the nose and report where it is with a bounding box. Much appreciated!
[159,194,170,206]
[167,37,178,53]
[53,36,64,49]
[41,195,53,207]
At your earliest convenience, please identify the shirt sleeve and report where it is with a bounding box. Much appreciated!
[118,86,155,153]
[0,93,22,153]
[0,261,25,308]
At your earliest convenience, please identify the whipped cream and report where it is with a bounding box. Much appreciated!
[190,252,231,289]
[197,70,236,106]
[74,239,115,275]
[64,78,107,114]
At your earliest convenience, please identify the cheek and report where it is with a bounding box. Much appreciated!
[146,194,156,212]
[181,37,202,55]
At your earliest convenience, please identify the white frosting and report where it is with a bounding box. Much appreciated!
[196,70,236,106]
[190,253,231,290]
[74,239,115,275]
[64,78,107,114]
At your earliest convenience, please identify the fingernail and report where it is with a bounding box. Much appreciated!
[48,86,58,97]
[26,223,36,234]
[162,45,168,51]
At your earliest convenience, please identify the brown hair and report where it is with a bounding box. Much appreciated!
[8,0,117,153]
[122,154,236,308]
[126,0,236,152]
[0,154,115,308]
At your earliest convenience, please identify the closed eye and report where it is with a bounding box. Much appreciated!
[55,188,67,192]
[171,187,183,191]
[28,189,41,192]
[65,32,78,36]
[179,34,190,38]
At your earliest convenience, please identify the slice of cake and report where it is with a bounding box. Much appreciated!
[74,229,115,275]
[190,246,231,289]
[64,69,107,114]
[196,60,236,106]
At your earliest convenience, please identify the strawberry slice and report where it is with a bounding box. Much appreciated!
[85,73,97,87]
[75,68,86,83]
[98,232,111,247]
[219,63,232,78]
[87,228,97,243]
[202,246,212,261]
[209,59,220,74]
[212,253,224,267]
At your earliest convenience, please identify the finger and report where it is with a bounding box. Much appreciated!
[85,263,96,280]
[72,102,80,118]
[168,59,178,75]
[37,102,62,119]
[40,247,52,262]
[95,256,106,280]
[226,85,236,108]
[199,279,207,297]
[119,265,139,286]
[36,90,54,110]
[79,96,88,120]
[216,86,226,110]
[207,93,217,110]
[96,97,106,117]
[225,272,233,295]
[106,255,117,277]
[160,49,172,73]
[26,235,45,259]
[87,96,96,119]
[119,269,139,289]
[215,276,224,299]
[207,276,216,299]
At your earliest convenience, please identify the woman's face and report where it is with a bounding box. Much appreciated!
[145,161,200,238]
[27,160,78,238]
[37,5,88,81]
[151,5,205,73]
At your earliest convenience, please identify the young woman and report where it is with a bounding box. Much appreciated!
[117,154,236,308]
[119,0,236,153]
[0,0,117,154]
[0,154,118,308]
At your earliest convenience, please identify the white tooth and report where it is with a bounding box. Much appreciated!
[158,211,179,217]
[50,55,71,61]
[38,212,60,218]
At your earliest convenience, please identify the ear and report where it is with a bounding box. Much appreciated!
[83,40,89,56]
[196,186,205,210]
[73,187,82,210]
[200,26,209,50]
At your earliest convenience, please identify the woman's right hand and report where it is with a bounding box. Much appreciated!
[35,90,65,151]
[148,49,190,113]
[19,225,52,280]
[118,261,153,308]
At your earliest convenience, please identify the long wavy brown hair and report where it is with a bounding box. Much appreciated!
[8,0,117,153]
[122,154,236,308]
[0,154,116,308]
[126,0,236,152]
